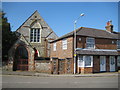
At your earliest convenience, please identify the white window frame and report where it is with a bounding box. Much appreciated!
[86,37,95,49]
[30,28,41,43]
[110,56,115,65]
[117,56,120,67]
[84,56,93,67]
[117,40,120,49]
[53,42,56,51]
[62,39,67,50]
[78,56,84,67]
[78,55,93,67]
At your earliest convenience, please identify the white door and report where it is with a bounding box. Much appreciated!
[100,56,106,71]
[110,56,115,72]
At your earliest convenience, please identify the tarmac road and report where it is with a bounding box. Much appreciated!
[2,75,118,88]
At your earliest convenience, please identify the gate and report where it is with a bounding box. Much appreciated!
[66,58,72,74]
[52,58,58,74]
[13,45,28,71]
[17,59,28,71]
[52,58,72,74]
[58,59,65,74]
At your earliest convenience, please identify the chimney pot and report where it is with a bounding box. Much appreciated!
[105,20,113,33]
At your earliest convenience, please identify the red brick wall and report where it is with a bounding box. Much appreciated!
[80,67,93,74]
[93,56,100,73]
[84,67,93,73]
[50,35,118,74]
[50,37,74,74]
[93,56,118,73]
[77,36,117,50]
[95,38,117,49]
[50,37,73,59]
[79,55,118,74]
[77,36,86,48]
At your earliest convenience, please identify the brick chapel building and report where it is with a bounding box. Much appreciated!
[7,11,58,72]
[50,21,120,74]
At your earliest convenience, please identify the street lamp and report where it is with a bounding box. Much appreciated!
[74,13,84,74]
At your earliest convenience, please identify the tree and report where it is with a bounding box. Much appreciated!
[2,11,17,62]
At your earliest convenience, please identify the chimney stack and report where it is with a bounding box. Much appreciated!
[105,20,113,33]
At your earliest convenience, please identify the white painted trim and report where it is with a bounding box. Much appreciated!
[30,28,42,43]
[117,40,120,49]
[100,56,106,72]
[109,56,116,72]
[53,42,56,51]
[84,56,93,67]
[62,38,67,50]
[76,48,117,52]
[78,55,93,68]
[86,37,95,49]
[78,56,84,67]
[117,56,120,67]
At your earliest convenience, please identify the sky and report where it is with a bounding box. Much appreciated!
[2,2,119,37]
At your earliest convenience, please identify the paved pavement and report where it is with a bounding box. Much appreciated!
[2,75,118,88]
[1,70,119,88]
[2,70,119,77]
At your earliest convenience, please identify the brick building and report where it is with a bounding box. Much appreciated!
[50,21,120,74]
[7,11,58,72]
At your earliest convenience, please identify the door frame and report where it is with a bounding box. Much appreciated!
[109,56,116,72]
[13,45,29,71]
[100,56,106,72]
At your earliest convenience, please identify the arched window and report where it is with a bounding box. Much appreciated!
[30,28,40,42]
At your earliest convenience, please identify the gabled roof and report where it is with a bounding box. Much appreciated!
[76,27,119,39]
[16,10,58,38]
[16,10,38,32]
[8,34,34,55]
[51,27,119,43]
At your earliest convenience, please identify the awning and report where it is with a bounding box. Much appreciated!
[76,49,119,56]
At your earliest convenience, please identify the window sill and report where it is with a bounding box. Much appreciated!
[63,49,67,50]
[117,49,120,51]
[85,66,93,67]
[78,66,93,68]
[86,48,95,49]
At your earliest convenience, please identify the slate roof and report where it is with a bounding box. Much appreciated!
[51,27,120,43]
[16,10,38,32]
[76,27,119,39]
